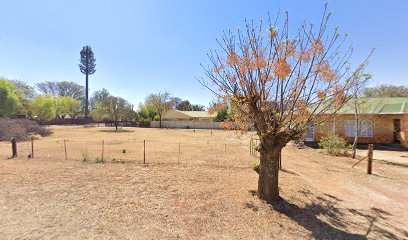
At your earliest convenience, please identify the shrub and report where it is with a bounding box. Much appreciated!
[0,118,52,141]
[81,149,90,162]
[252,161,260,174]
[318,133,350,156]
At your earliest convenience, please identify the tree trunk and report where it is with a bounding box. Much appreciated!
[85,74,89,118]
[352,135,358,159]
[258,146,281,203]
[159,114,162,128]
[352,113,359,159]
[115,121,118,131]
[278,150,282,170]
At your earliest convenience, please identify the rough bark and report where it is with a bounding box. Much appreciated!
[352,135,358,159]
[258,141,281,203]
[85,74,89,118]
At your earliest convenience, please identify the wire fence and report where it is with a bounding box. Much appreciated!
[0,138,255,168]
[250,138,260,158]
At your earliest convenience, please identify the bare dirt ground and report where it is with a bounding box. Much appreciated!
[357,148,408,166]
[0,127,407,239]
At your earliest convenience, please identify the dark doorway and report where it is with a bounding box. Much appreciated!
[393,119,401,144]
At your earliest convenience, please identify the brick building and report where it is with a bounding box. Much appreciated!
[305,98,408,148]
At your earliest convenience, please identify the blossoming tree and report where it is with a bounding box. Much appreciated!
[200,5,370,202]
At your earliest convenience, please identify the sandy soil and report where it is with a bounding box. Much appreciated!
[0,127,407,239]
[357,149,408,165]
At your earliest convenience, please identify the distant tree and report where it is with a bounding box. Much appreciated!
[199,5,370,202]
[0,79,21,117]
[137,103,157,121]
[91,95,130,131]
[30,95,56,121]
[172,97,182,109]
[364,84,408,97]
[175,100,206,111]
[55,96,82,119]
[176,100,192,111]
[122,104,138,122]
[90,88,110,110]
[145,90,175,128]
[191,104,206,111]
[36,81,85,100]
[79,46,96,118]
[36,81,59,95]
[209,101,230,122]
[12,80,36,100]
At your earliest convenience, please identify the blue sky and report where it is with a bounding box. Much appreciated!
[1,0,407,107]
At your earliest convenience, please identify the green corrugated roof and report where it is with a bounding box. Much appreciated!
[176,110,217,118]
[318,97,408,114]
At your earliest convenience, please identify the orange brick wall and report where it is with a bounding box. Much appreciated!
[401,115,408,148]
[313,114,406,145]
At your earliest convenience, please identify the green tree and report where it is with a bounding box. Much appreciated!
[176,100,192,111]
[209,101,230,122]
[79,46,96,118]
[36,81,85,100]
[145,90,175,128]
[137,103,156,122]
[364,84,408,97]
[0,79,21,117]
[90,88,110,110]
[12,80,36,116]
[191,104,206,111]
[55,96,82,119]
[30,95,56,121]
[91,96,130,131]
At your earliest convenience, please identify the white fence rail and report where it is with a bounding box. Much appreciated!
[150,121,221,129]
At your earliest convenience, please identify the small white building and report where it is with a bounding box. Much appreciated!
[162,109,217,122]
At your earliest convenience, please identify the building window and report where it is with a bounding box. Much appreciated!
[344,120,373,137]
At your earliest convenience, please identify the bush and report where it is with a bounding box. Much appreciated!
[318,133,350,156]
[252,161,260,174]
[95,157,104,164]
[0,118,52,141]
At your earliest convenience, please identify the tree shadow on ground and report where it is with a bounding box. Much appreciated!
[261,189,408,240]
[99,129,132,133]
[280,168,298,176]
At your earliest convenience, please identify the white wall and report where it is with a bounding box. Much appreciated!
[150,121,221,129]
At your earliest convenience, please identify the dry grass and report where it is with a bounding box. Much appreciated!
[0,126,407,239]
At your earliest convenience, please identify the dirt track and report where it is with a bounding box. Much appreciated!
[0,127,407,239]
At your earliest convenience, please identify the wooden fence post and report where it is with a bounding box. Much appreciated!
[31,137,34,158]
[367,144,373,174]
[64,140,68,160]
[11,138,17,158]
[143,140,146,164]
